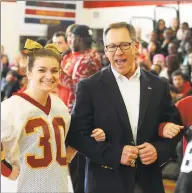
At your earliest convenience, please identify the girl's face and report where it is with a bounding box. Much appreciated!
[27,56,60,93]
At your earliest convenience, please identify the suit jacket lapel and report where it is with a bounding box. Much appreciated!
[100,66,132,134]
[137,70,152,131]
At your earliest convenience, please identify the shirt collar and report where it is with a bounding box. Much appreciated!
[111,65,141,81]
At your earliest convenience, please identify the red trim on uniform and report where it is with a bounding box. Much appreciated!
[1,160,12,177]
[158,122,169,137]
[15,93,51,115]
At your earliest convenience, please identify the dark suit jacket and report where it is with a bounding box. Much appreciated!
[67,66,182,193]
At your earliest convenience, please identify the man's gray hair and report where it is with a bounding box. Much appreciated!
[103,22,136,44]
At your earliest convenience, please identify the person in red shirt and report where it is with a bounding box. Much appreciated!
[60,25,101,112]
[171,70,192,99]
[57,24,78,105]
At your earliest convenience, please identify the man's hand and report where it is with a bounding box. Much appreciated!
[66,146,77,163]
[8,165,20,180]
[91,128,106,142]
[137,142,157,165]
[120,145,138,166]
[162,123,184,139]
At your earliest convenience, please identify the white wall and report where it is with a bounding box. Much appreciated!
[1,2,192,63]
[1,2,19,63]
[83,3,192,28]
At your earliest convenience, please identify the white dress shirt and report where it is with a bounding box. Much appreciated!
[111,66,141,143]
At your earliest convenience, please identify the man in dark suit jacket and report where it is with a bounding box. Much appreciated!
[67,22,183,193]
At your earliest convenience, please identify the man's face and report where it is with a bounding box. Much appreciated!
[104,27,139,78]
[172,75,184,90]
[52,35,68,52]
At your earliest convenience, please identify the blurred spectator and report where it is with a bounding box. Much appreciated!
[169,84,179,103]
[168,42,178,55]
[1,45,4,54]
[186,51,192,82]
[161,29,174,56]
[1,54,10,78]
[152,54,168,79]
[36,37,47,47]
[66,25,101,110]
[1,70,20,101]
[52,31,69,53]
[66,24,78,50]
[169,18,179,40]
[171,70,192,99]
[100,52,110,68]
[155,19,166,44]
[176,22,190,41]
[148,41,159,61]
[17,52,28,75]
[153,54,165,66]
[135,26,148,48]
[168,42,183,63]
[181,50,192,83]
[57,24,78,105]
[151,63,162,75]
[166,54,180,82]
[178,30,192,56]
[46,39,53,44]
[16,52,28,92]
[137,43,152,69]
[139,62,150,71]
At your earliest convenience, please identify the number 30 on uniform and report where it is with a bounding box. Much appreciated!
[24,117,66,168]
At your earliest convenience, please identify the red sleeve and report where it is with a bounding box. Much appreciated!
[158,122,170,137]
[73,56,98,85]
[1,143,12,177]
[176,100,187,127]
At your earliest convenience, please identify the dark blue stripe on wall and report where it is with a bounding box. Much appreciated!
[26,1,76,10]
[25,18,75,25]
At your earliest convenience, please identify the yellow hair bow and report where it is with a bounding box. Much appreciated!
[23,39,61,55]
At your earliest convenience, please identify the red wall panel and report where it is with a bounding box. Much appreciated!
[83,1,188,8]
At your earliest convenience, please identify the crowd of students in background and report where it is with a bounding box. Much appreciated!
[1,18,192,189]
